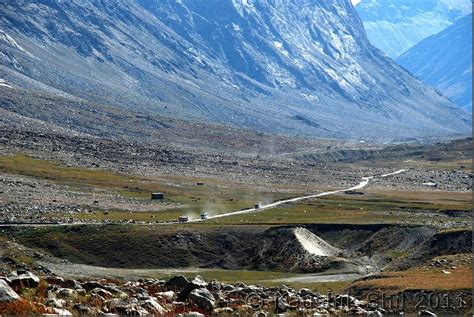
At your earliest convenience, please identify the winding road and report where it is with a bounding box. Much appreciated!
[190,169,406,222]
[0,169,405,227]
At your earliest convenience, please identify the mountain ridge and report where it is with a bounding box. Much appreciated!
[397,14,472,112]
[356,0,471,58]
[0,0,471,141]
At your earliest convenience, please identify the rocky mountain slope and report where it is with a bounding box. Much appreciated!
[0,0,471,141]
[356,0,471,58]
[397,14,472,112]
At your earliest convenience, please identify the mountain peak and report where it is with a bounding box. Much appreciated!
[356,0,471,58]
[397,13,472,112]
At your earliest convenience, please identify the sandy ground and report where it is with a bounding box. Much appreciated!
[293,228,340,257]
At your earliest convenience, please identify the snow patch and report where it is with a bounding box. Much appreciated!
[0,30,33,58]
[0,79,12,89]
[273,41,283,49]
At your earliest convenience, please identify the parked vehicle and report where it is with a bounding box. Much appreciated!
[178,215,189,222]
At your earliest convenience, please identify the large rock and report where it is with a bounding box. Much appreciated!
[72,303,101,315]
[101,285,128,298]
[140,298,166,314]
[0,279,20,302]
[166,275,189,290]
[275,295,290,314]
[52,308,73,316]
[91,287,113,299]
[156,290,174,302]
[188,288,215,311]
[177,276,207,301]
[56,288,76,298]
[110,303,149,316]
[183,312,205,317]
[46,277,82,290]
[81,281,103,292]
[9,271,40,288]
[44,298,65,308]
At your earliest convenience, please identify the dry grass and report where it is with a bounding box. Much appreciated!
[362,189,472,211]
[348,159,472,172]
[0,153,290,221]
[202,188,471,226]
[0,299,47,315]
[348,266,472,294]
[1,153,470,226]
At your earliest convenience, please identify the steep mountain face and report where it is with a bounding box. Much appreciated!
[356,0,471,58]
[397,14,472,112]
[0,0,471,141]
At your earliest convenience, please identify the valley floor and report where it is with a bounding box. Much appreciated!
[0,126,472,315]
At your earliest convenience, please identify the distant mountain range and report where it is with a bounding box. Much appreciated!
[0,0,471,141]
[356,0,471,58]
[397,14,472,112]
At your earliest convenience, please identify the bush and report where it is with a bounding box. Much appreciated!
[0,299,47,315]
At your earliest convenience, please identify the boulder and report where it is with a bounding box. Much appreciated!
[91,287,113,299]
[213,307,234,314]
[156,290,174,301]
[44,298,65,308]
[178,276,207,301]
[52,308,73,316]
[208,280,222,291]
[140,298,166,314]
[0,279,20,302]
[102,285,128,298]
[9,271,40,288]
[298,288,320,298]
[81,281,103,292]
[275,295,290,313]
[57,288,76,298]
[188,288,215,311]
[336,294,357,306]
[111,304,149,316]
[46,277,65,286]
[220,284,235,292]
[61,279,82,290]
[0,277,11,284]
[105,298,128,310]
[350,307,367,315]
[72,303,101,315]
[183,311,205,317]
[166,275,189,290]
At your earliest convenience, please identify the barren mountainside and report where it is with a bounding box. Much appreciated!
[397,14,472,112]
[356,0,471,58]
[0,0,471,141]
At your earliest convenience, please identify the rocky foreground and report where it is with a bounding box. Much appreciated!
[0,270,390,316]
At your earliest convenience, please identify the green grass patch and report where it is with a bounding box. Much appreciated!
[0,153,290,221]
[385,250,409,261]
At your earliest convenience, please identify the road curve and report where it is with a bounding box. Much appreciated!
[192,169,406,222]
[0,169,405,227]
